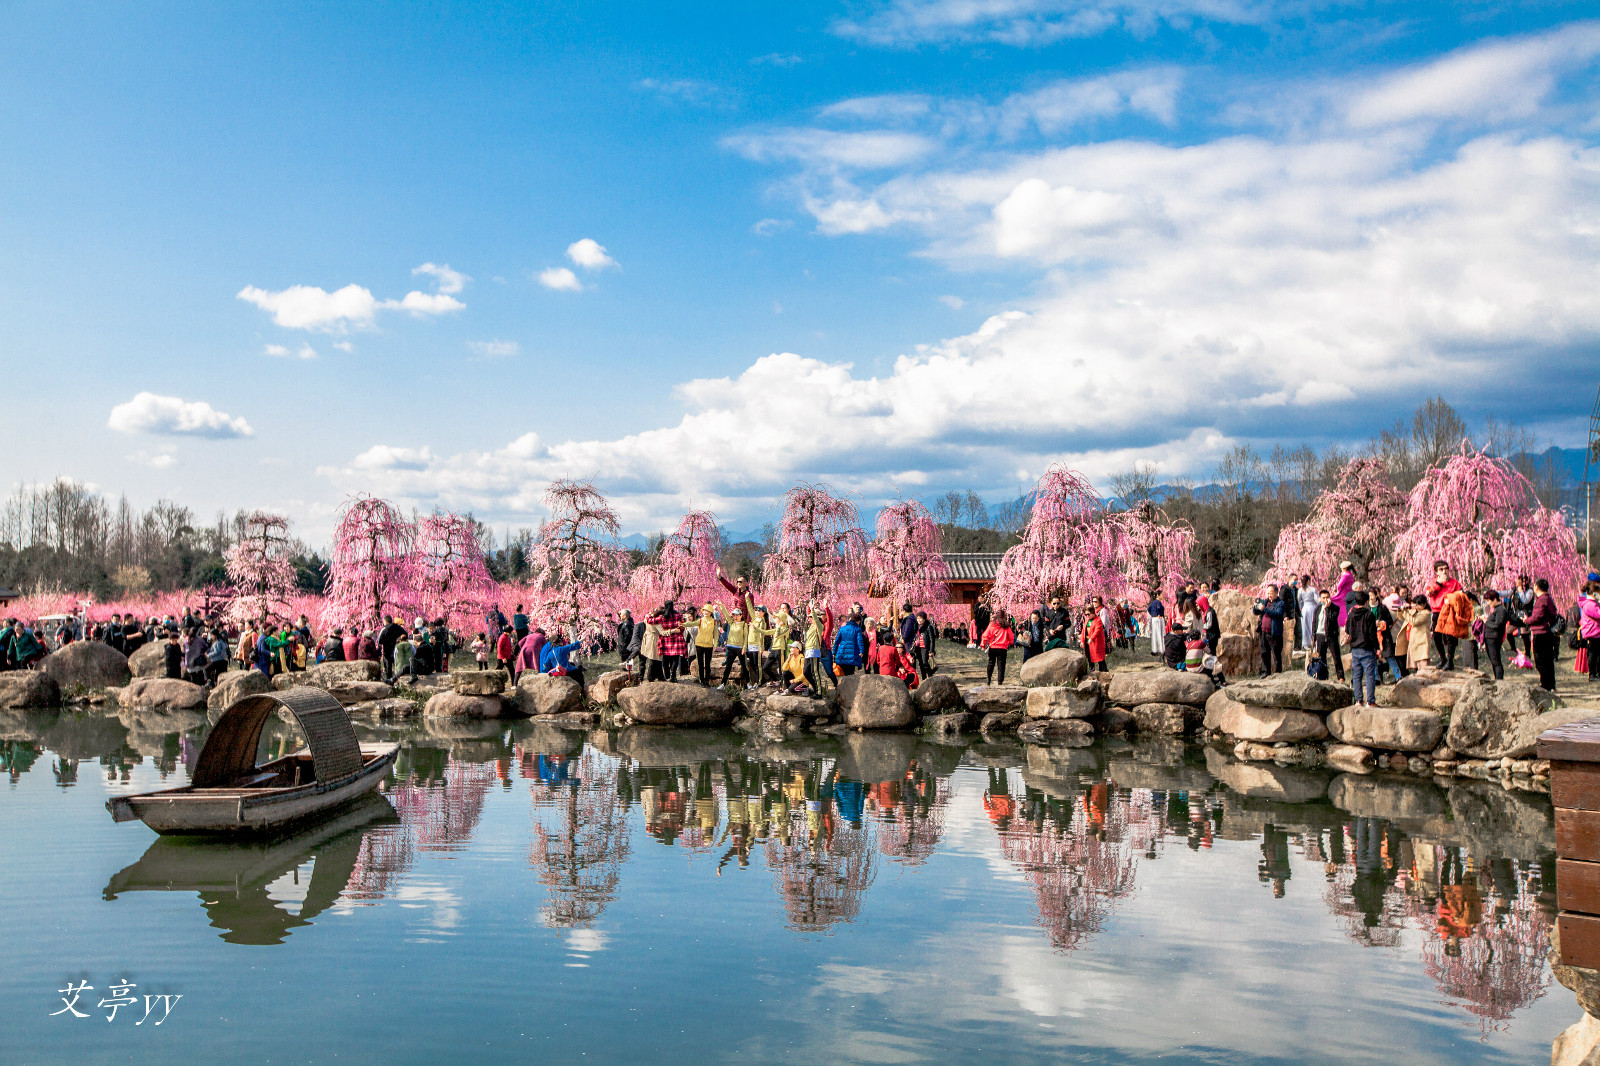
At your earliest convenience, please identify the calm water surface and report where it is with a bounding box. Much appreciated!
[0,707,1576,1064]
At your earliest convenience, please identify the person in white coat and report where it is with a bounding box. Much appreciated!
[1299,574,1319,651]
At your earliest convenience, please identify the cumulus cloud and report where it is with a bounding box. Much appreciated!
[566,238,618,270]
[538,267,583,292]
[264,342,317,359]
[412,261,469,294]
[108,393,254,439]
[238,264,466,331]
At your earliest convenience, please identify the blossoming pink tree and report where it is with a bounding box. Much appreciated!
[993,465,1119,612]
[866,498,948,609]
[627,510,723,610]
[1108,501,1193,603]
[1269,457,1407,587]
[223,511,299,628]
[761,483,868,612]
[1394,442,1585,600]
[528,479,630,641]
[413,512,497,632]
[321,496,416,632]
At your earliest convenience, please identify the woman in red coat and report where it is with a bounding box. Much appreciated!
[979,607,1017,685]
[1081,597,1109,673]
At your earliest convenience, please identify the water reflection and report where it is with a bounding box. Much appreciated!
[527,748,630,928]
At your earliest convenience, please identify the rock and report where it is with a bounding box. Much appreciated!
[1131,702,1202,736]
[326,680,395,706]
[1327,773,1449,820]
[616,682,736,726]
[913,674,964,714]
[40,641,132,689]
[1107,671,1214,708]
[1017,648,1088,686]
[0,671,62,709]
[835,674,860,709]
[767,694,834,718]
[1390,673,1465,709]
[1214,633,1256,679]
[1324,743,1375,772]
[922,711,975,740]
[1429,744,1457,761]
[207,668,272,710]
[532,711,601,728]
[1202,689,1327,743]
[423,691,508,717]
[394,672,452,693]
[614,726,745,765]
[348,697,418,717]
[749,712,806,741]
[1448,678,1596,759]
[963,685,1029,715]
[1205,749,1332,803]
[453,670,509,696]
[128,642,168,678]
[514,673,584,717]
[590,670,633,706]
[1017,718,1094,746]
[1025,684,1101,720]
[980,710,1025,736]
[122,677,207,711]
[1326,705,1443,752]
[1226,674,1349,713]
[308,659,384,685]
[1091,707,1136,733]
[836,731,917,782]
[1550,1013,1600,1066]
[841,676,916,729]
[1553,925,1600,1019]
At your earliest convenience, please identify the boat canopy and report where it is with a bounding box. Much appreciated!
[192,687,365,788]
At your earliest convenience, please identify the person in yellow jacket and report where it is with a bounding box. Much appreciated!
[783,640,806,688]
[720,607,749,687]
[693,604,719,685]
[744,608,775,688]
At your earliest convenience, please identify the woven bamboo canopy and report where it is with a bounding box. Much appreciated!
[192,686,364,788]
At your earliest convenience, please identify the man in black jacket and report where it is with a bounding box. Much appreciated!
[1252,585,1285,677]
[1480,590,1516,680]
[378,615,405,681]
[1345,591,1380,707]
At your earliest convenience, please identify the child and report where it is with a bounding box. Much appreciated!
[163,630,183,679]
[784,641,807,691]
[471,632,490,670]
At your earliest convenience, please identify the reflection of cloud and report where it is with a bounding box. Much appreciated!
[816,964,894,996]
[565,928,609,953]
[394,880,462,933]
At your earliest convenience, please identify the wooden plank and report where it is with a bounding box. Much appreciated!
[1539,716,1600,762]
[1552,762,1600,812]
[1557,808,1600,861]
[1559,859,1600,915]
[1560,913,1600,970]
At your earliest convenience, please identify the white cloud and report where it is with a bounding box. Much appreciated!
[386,290,466,316]
[412,262,469,294]
[238,271,465,332]
[538,267,583,292]
[752,53,802,67]
[264,342,317,360]
[752,217,794,235]
[724,128,936,169]
[332,341,354,353]
[468,339,520,359]
[939,294,965,309]
[636,78,730,107]
[108,393,254,439]
[127,451,177,469]
[566,238,617,270]
[831,0,1295,47]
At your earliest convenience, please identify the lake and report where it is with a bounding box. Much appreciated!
[0,706,1577,1064]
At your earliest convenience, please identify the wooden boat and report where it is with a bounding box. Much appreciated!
[106,687,399,835]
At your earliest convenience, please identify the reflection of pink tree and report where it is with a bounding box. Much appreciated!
[761,484,868,610]
[528,479,629,640]
[224,512,299,628]
[628,510,723,609]
[1109,501,1193,602]
[873,769,946,866]
[529,751,630,928]
[1271,457,1406,587]
[993,465,1118,611]
[1420,873,1551,1036]
[413,513,496,630]
[867,499,948,608]
[766,818,875,933]
[1395,443,1584,599]
[322,496,415,631]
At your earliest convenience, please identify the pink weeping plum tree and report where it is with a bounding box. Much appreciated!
[761,483,868,611]
[627,509,724,610]
[1269,457,1407,587]
[223,511,299,628]
[993,465,1119,612]
[413,512,497,633]
[1394,442,1585,600]
[1108,501,1194,603]
[866,498,949,609]
[321,496,416,632]
[528,479,630,642]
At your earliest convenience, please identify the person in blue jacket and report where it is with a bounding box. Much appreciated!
[539,631,587,701]
[1252,585,1286,677]
[831,611,868,677]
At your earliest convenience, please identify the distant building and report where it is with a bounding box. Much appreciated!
[941,553,1004,615]
[0,586,17,608]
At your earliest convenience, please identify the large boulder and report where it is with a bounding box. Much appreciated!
[1107,671,1214,708]
[424,691,509,718]
[1390,671,1466,709]
[1326,705,1443,752]
[308,659,384,686]
[1203,689,1327,743]
[616,682,736,726]
[1550,1012,1600,1066]
[1324,743,1376,773]
[1211,589,1256,637]
[41,641,131,689]
[453,670,509,697]
[128,642,167,679]
[1025,684,1100,720]
[0,671,62,708]
[963,685,1029,715]
[1214,634,1257,679]
[590,670,634,706]
[1227,674,1349,713]
[1448,678,1597,759]
[514,673,584,717]
[913,674,964,714]
[1130,702,1203,736]
[836,731,917,782]
[207,668,272,710]
[122,677,207,711]
[1017,718,1094,746]
[767,694,834,718]
[347,697,418,717]
[843,675,916,730]
[1018,648,1087,686]
[922,711,975,740]
[326,680,395,706]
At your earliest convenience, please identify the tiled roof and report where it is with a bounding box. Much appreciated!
[942,553,1004,581]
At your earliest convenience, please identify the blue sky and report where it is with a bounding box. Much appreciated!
[4,1,1598,543]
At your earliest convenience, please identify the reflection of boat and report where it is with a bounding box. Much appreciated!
[106,689,399,834]
[104,795,398,944]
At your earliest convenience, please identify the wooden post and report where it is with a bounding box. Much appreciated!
[1539,716,1600,969]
